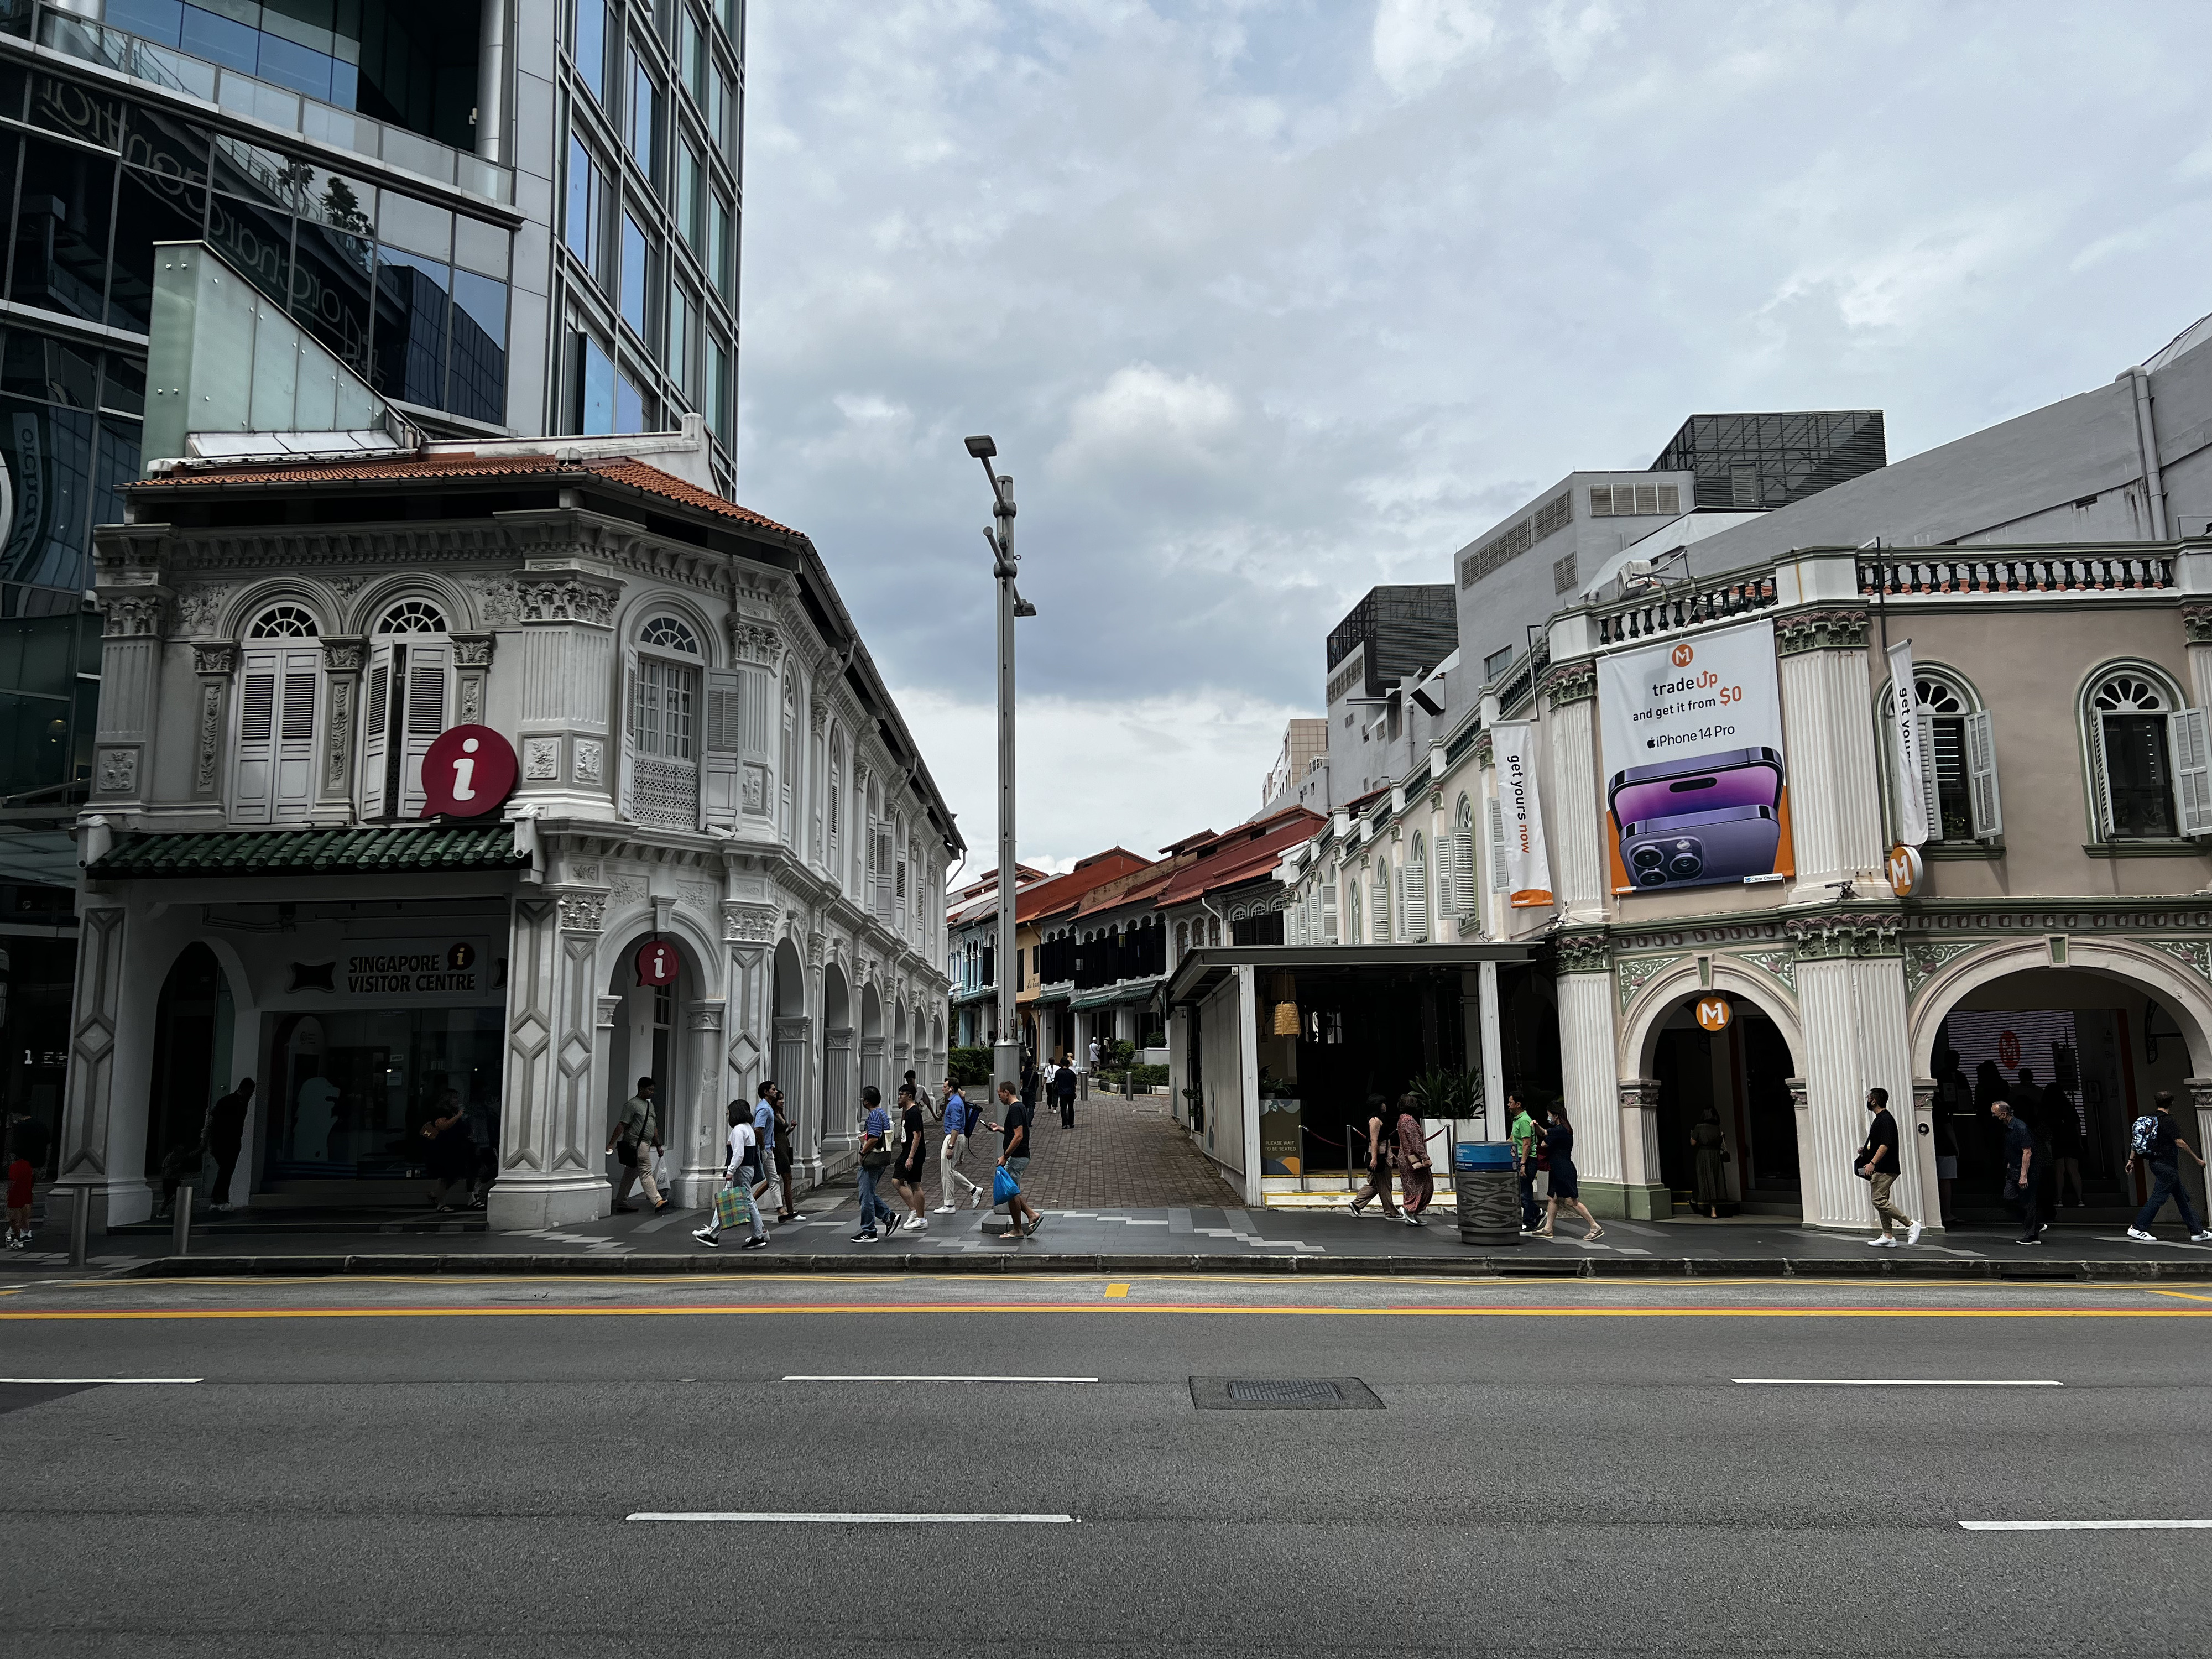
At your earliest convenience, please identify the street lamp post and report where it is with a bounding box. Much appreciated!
[966,435,1032,1097]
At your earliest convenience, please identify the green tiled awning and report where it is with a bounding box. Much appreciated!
[89,823,529,879]
[1070,974,1165,1011]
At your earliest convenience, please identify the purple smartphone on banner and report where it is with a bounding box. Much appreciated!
[1608,747,1785,827]
[1620,805,1782,889]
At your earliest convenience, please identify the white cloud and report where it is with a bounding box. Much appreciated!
[1050,363,1244,478]
[1371,0,1499,96]
[895,682,1311,868]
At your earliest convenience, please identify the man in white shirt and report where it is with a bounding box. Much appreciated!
[692,1103,768,1249]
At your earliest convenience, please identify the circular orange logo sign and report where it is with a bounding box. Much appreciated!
[1695,995,1732,1032]
[1886,843,1923,898]
[1671,644,1695,668]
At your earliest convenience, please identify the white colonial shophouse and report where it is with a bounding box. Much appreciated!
[60,424,955,1232]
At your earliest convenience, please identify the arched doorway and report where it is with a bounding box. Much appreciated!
[604,934,701,1188]
[859,980,885,1099]
[821,961,852,1155]
[1646,989,1801,1217]
[144,943,234,1192]
[1919,959,2212,1228]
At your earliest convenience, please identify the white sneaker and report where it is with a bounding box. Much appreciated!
[1905,1222,1923,1245]
[2193,1231,2212,1243]
[909,1217,929,1233]
[2126,1227,2157,1242]
[1864,1235,1893,1246]
[933,1205,956,1214]
[691,1227,717,1247]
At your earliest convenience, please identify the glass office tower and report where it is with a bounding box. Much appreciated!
[0,0,742,1170]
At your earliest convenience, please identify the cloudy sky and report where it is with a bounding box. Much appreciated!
[734,0,2212,879]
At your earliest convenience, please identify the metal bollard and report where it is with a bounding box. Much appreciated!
[68,1186,90,1267]
[171,1182,194,1258]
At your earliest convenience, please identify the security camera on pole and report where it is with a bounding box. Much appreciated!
[966,435,1036,1098]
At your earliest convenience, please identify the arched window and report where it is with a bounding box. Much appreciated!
[375,599,448,635]
[1879,667,1999,845]
[1175,920,1190,957]
[1347,877,1363,945]
[827,730,845,887]
[1208,915,1222,947]
[236,605,322,822]
[624,614,704,830]
[1373,857,1391,942]
[247,603,319,639]
[778,669,799,846]
[2084,664,2208,842]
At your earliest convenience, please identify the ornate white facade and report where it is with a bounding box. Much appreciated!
[60,431,955,1231]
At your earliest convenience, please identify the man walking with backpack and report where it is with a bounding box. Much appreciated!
[935,1076,986,1213]
[2124,1091,2212,1244]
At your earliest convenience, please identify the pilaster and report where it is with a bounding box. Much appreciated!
[91,588,171,814]
[1787,910,1918,1230]
[1615,1076,1669,1219]
[191,641,236,800]
[488,890,609,1228]
[1554,939,1625,1209]
[319,635,363,812]
[513,567,621,816]
[1775,607,1884,901]
[1540,664,1604,921]
[677,1000,724,1205]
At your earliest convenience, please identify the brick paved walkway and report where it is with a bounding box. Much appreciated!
[947,1093,1239,1209]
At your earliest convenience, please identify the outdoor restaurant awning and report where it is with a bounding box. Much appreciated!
[1167,942,1536,1006]
[1071,973,1166,1011]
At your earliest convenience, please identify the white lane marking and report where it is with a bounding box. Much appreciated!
[1964,1531,2212,1540]
[0,1377,203,1384]
[1962,1519,2212,1530]
[782,1374,1097,1383]
[1734,1378,2060,1386]
[629,1511,1077,1524]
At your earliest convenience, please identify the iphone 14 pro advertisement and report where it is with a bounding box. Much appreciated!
[1595,618,1795,894]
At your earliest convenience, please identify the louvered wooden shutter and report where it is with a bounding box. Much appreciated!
[1486,800,1508,895]
[617,648,638,820]
[1454,825,1476,915]
[1321,877,1338,944]
[234,649,279,823]
[703,669,742,828]
[1405,854,1428,940]
[2172,708,2212,838]
[1373,866,1390,941]
[1965,710,2003,841]
[397,642,451,818]
[1912,712,1940,846]
[358,642,394,819]
[273,648,320,821]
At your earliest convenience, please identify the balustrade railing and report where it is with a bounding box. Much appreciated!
[1595,573,1778,645]
[1859,552,2175,596]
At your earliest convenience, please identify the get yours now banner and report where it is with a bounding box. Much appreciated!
[1490,721,1553,909]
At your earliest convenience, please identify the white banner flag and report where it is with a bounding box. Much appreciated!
[1491,721,1554,910]
[1886,639,1928,848]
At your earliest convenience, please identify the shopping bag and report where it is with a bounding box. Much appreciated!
[714,1185,753,1230]
[993,1165,1020,1205]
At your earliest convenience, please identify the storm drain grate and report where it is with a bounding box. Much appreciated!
[1230,1379,1342,1405]
[1190,1376,1385,1411]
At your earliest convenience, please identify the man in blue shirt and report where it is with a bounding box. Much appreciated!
[935,1077,985,1213]
[852,1086,900,1243]
[1992,1098,2042,1244]
[752,1084,782,1214]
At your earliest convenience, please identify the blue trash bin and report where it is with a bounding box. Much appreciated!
[1454,1141,1520,1245]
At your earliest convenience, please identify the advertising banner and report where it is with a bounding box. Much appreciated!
[1885,639,1929,848]
[1490,721,1554,909]
[1597,618,1793,894]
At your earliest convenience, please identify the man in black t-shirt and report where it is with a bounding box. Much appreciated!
[1857,1088,1918,1247]
[987,1081,1042,1241]
[204,1078,254,1213]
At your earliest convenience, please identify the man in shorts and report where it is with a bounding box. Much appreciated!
[988,1080,1041,1240]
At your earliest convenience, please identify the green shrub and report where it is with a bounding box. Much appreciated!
[947,1046,994,1086]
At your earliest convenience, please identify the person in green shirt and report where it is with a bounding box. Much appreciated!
[1508,1095,1541,1233]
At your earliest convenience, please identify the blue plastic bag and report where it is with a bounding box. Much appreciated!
[993,1164,1020,1204]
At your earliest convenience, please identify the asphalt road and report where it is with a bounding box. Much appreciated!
[2,1275,2208,1657]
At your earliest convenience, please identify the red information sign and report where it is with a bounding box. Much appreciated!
[636,939,680,987]
[419,726,519,818]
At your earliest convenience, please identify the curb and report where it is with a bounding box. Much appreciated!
[117,1252,2212,1281]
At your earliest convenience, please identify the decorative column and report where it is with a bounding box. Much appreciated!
[860,1031,885,1100]
[1775,607,1885,901]
[2187,1078,2212,1225]
[1786,911,1916,1230]
[1911,1074,1943,1228]
[591,992,620,1175]
[191,643,236,802]
[822,1025,855,1172]
[513,567,622,815]
[52,898,137,1230]
[2182,606,2212,713]
[1554,931,1627,1214]
[319,635,363,813]
[1616,1076,1667,1219]
[452,632,496,727]
[1539,660,1605,924]
[90,586,171,814]
[488,887,609,1228]
[775,1011,813,1168]
[677,1000,723,1207]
